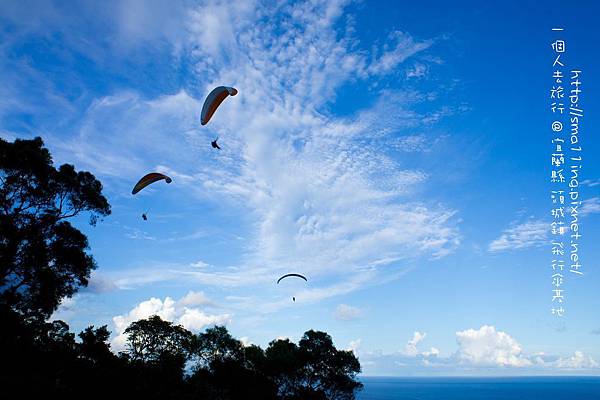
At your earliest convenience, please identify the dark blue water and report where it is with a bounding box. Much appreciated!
[358,376,600,400]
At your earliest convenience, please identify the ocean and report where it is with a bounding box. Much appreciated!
[358,376,600,399]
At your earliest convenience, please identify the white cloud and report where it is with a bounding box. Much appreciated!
[84,271,118,294]
[422,347,440,357]
[580,197,600,217]
[488,220,548,252]
[49,90,202,180]
[123,226,157,241]
[365,31,433,76]
[95,0,459,309]
[404,331,427,356]
[114,0,189,51]
[190,260,210,269]
[178,290,212,307]
[555,351,599,369]
[9,0,460,310]
[402,331,439,358]
[111,292,231,351]
[348,338,362,354]
[455,325,532,367]
[406,63,428,78]
[50,295,82,323]
[392,134,431,152]
[356,326,600,375]
[581,179,600,187]
[333,304,363,321]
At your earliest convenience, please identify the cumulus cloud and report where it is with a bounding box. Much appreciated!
[178,291,212,307]
[112,291,231,351]
[348,338,362,354]
[455,325,531,367]
[403,331,438,358]
[488,220,548,252]
[404,331,426,356]
[333,304,363,321]
[354,325,600,375]
[555,351,599,369]
[422,347,440,357]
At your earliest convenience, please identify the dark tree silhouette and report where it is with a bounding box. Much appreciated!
[78,325,115,364]
[190,325,244,368]
[298,330,363,400]
[125,315,193,364]
[0,137,363,400]
[0,137,110,321]
[265,331,363,399]
[121,315,193,399]
[266,338,305,397]
[188,325,277,399]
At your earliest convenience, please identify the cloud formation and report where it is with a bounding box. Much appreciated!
[455,325,531,367]
[489,220,548,252]
[37,0,461,306]
[580,197,600,217]
[333,304,363,321]
[112,291,231,351]
[403,331,439,358]
[555,351,599,369]
[358,325,599,375]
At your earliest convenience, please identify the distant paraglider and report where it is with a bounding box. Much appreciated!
[277,274,307,303]
[132,173,172,221]
[276,273,308,284]
[132,173,172,195]
[201,86,238,125]
[211,137,221,150]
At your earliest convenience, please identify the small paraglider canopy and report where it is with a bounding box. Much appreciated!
[201,86,238,125]
[132,173,172,195]
[276,273,308,284]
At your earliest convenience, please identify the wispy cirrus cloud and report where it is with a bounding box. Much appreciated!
[3,0,460,311]
[488,219,548,252]
[580,197,600,217]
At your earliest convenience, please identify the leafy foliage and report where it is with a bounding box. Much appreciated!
[0,138,362,399]
[0,137,110,320]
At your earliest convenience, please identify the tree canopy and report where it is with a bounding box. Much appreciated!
[0,137,110,320]
[0,137,362,399]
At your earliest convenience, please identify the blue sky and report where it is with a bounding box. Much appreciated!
[1,0,600,376]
